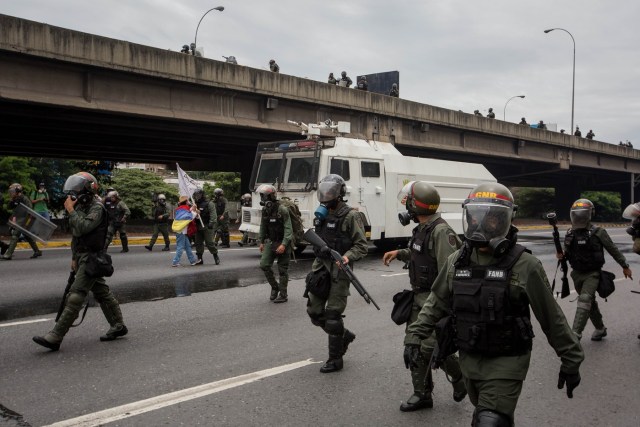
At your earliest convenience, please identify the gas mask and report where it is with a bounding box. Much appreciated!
[398,211,416,226]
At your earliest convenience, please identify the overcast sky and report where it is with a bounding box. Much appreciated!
[3,0,639,145]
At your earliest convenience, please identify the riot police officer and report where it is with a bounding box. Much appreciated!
[622,202,640,340]
[145,194,171,251]
[356,75,368,91]
[306,174,368,373]
[574,126,582,137]
[486,108,495,119]
[338,71,352,88]
[269,59,280,72]
[389,83,399,97]
[237,193,255,247]
[560,199,632,341]
[406,182,584,426]
[213,188,230,248]
[383,181,466,411]
[33,172,128,351]
[104,191,130,253]
[258,185,293,303]
[193,189,220,265]
[1,183,42,260]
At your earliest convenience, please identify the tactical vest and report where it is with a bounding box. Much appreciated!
[153,205,168,224]
[451,244,534,357]
[107,202,124,222]
[75,202,108,253]
[215,198,226,216]
[409,218,446,291]
[314,204,353,256]
[197,199,211,224]
[262,204,285,242]
[564,226,604,272]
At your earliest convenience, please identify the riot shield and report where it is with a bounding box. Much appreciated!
[7,203,57,243]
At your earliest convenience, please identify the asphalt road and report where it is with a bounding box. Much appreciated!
[1,229,640,426]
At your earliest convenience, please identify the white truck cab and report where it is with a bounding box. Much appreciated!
[240,120,496,251]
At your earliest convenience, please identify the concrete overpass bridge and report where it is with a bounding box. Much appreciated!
[1,14,638,213]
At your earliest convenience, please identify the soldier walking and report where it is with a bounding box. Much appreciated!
[213,188,230,248]
[33,172,128,351]
[258,185,293,303]
[406,183,584,425]
[383,181,466,411]
[104,191,130,253]
[193,189,220,265]
[145,194,171,251]
[1,183,42,260]
[306,174,368,373]
[560,199,632,341]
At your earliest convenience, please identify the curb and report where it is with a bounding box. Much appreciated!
[14,234,242,249]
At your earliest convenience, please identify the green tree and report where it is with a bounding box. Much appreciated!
[582,191,621,222]
[111,169,179,219]
[196,172,240,201]
[512,187,555,219]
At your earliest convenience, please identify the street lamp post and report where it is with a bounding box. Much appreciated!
[503,95,525,121]
[544,28,576,134]
[194,6,224,54]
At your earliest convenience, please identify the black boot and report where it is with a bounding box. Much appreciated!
[342,329,356,356]
[270,287,278,301]
[32,335,61,351]
[320,334,344,373]
[213,253,220,265]
[273,291,288,303]
[162,245,170,252]
[120,236,129,253]
[400,393,433,412]
[0,241,9,256]
[145,245,153,251]
[194,254,203,265]
[30,251,43,258]
[100,324,128,341]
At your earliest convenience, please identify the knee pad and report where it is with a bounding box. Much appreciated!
[577,293,592,311]
[472,409,510,427]
[307,310,326,328]
[324,310,344,335]
[66,292,86,308]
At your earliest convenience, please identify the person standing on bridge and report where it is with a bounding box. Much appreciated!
[269,59,280,72]
[406,182,584,426]
[328,73,337,85]
[356,75,368,91]
[574,126,582,137]
[519,117,528,126]
[258,184,292,303]
[103,191,130,253]
[586,129,595,140]
[145,194,171,252]
[192,189,220,265]
[306,174,368,373]
[389,83,399,97]
[382,181,466,412]
[33,172,128,351]
[474,110,483,117]
[338,71,352,88]
[1,183,42,261]
[559,199,632,341]
[486,108,495,119]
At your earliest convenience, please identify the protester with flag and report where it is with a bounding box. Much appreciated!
[170,196,198,267]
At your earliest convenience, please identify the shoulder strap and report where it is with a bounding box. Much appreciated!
[496,244,527,269]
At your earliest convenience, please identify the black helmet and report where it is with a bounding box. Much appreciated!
[462,182,516,250]
[193,189,205,201]
[8,183,23,194]
[269,59,275,64]
[488,108,493,112]
[341,71,347,77]
[570,199,594,229]
[63,172,98,204]
[317,174,346,203]
[257,184,277,206]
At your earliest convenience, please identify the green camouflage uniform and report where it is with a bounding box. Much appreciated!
[406,247,583,424]
[195,198,219,259]
[564,225,628,339]
[148,203,170,249]
[259,202,293,297]
[45,199,125,345]
[105,200,130,251]
[213,196,230,246]
[3,194,41,258]
[394,214,465,402]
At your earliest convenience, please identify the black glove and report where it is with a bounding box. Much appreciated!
[557,370,580,398]
[403,344,422,370]
[207,224,214,230]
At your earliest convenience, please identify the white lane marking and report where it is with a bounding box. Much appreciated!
[44,359,320,427]
[381,272,408,277]
[0,318,52,328]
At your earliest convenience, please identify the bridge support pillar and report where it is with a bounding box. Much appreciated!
[554,181,581,220]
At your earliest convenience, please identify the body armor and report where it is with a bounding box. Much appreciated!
[107,203,126,223]
[564,226,604,272]
[75,202,108,253]
[197,199,211,224]
[451,244,534,357]
[408,218,445,291]
[262,204,285,242]
[152,205,169,224]
[215,199,226,216]
[314,204,353,256]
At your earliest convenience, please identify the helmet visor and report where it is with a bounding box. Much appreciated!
[317,181,341,203]
[63,175,88,194]
[463,203,512,244]
[397,181,415,206]
[623,203,640,220]
[570,208,591,228]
